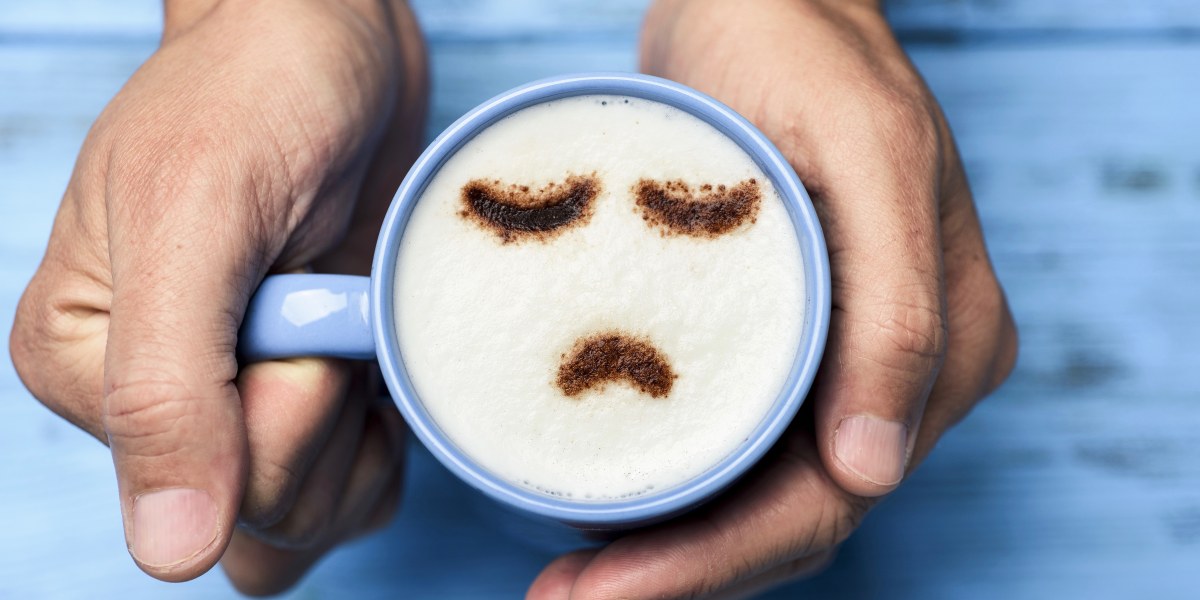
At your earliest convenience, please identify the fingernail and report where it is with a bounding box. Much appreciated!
[131,488,218,567]
[834,416,908,486]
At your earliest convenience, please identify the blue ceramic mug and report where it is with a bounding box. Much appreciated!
[240,73,830,530]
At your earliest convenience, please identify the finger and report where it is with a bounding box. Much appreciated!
[354,460,405,538]
[10,181,115,441]
[221,409,403,596]
[221,529,328,597]
[551,431,870,600]
[280,405,401,544]
[354,402,408,537]
[329,407,405,533]
[236,358,352,530]
[220,473,402,597]
[101,165,272,580]
[708,549,835,600]
[910,163,1018,464]
[250,388,366,548]
[806,108,949,498]
[526,550,601,600]
[10,254,110,441]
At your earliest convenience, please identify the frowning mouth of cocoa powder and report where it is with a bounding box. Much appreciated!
[634,178,761,237]
[459,174,600,243]
[556,332,676,399]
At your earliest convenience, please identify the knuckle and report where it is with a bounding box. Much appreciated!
[981,280,1019,391]
[882,299,947,359]
[255,418,400,549]
[265,504,335,550]
[824,493,871,548]
[954,267,1019,395]
[994,316,1019,388]
[102,376,199,455]
[240,458,304,530]
[780,485,868,561]
[31,294,97,352]
[863,291,948,377]
[11,281,99,403]
[9,294,45,399]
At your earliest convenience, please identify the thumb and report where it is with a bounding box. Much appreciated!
[102,190,263,580]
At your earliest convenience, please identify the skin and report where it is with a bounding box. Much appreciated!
[9,0,1017,596]
[9,0,426,594]
[527,1,1017,598]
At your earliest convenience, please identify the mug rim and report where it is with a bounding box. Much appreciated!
[371,72,830,526]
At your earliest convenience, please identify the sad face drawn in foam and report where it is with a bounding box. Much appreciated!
[393,94,805,499]
[458,174,763,399]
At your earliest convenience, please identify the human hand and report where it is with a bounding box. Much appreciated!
[528,0,1018,597]
[9,0,426,593]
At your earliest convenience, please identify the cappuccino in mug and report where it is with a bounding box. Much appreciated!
[393,95,805,501]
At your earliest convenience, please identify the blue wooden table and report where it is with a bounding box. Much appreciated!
[2,1,1198,597]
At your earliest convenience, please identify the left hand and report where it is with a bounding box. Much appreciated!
[8,0,427,592]
[527,0,1018,597]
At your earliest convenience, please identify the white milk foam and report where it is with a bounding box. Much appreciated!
[394,95,805,500]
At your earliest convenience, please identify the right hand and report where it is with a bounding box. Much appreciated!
[530,0,1017,597]
[9,0,427,593]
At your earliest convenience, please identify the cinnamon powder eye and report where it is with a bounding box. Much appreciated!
[633,178,761,238]
[459,174,600,243]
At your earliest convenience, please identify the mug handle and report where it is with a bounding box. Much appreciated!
[239,274,375,361]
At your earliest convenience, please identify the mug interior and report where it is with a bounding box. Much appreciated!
[371,73,830,527]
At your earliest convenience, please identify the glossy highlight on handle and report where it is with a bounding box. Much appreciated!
[239,274,375,361]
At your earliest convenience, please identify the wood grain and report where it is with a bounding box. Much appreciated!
[1,1,1198,598]
[5,0,1200,38]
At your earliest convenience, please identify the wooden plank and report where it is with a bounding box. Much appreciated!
[0,0,162,37]
[887,0,1200,32]
[4,0,1200,39]
[2,17,1200,600]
